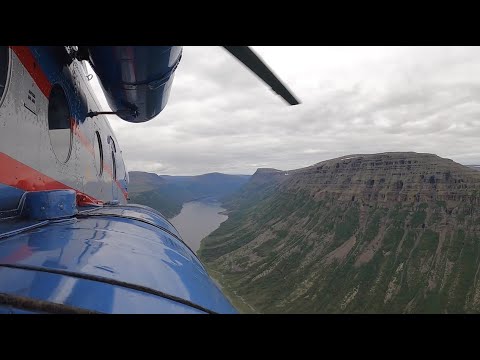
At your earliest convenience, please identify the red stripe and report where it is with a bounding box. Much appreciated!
[10,46,52,98]
[71,119,95,156]
[116,180,128,199]
[0,244,33,263]
[102,162,128,199]
[0,152,102,206]
[0,152,71,191]
[11,46,128,201]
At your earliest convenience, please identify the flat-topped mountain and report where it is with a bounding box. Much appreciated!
[198,152,480,313]
[283,152,480,203]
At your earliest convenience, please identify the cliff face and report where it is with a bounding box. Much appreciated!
[198,152,480,313]
[285,152,480,204]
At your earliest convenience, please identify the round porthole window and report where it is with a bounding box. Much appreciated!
[48,84,72,163]
[0,46,10,105]
[94,131,103,176]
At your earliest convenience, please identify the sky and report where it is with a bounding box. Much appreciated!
[88,46,480,176]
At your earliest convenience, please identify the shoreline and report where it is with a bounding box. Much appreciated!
[205,266,257,314]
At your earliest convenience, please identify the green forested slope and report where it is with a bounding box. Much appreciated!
[199,153,480,313]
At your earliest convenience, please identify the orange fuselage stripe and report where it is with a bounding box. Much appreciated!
[10,46,52,98]
[0,151,102,206]
[8,46,128,201]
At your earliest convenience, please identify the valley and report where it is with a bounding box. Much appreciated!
[128,171,250,218]
[198,152,480,313]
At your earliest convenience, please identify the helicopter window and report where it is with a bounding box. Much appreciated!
[47,84,72,163]
[0,46,9,105]
[108,136,117,180]
[107,135,117,152]
[94,131,103,176]
[112,151,117,181]
[48,85,71,130]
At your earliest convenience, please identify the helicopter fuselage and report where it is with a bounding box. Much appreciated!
[0,46,128,211]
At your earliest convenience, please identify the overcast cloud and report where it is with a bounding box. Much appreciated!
[88,46,480,175]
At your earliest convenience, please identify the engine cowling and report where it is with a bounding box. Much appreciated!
[86,46,182,123]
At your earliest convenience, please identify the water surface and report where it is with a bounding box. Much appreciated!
[169,200,228,253]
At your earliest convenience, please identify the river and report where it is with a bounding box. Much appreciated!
[169,200,228,253]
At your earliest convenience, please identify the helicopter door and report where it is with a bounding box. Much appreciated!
[107,136,118,202]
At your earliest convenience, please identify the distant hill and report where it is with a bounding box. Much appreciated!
[128,171,167,192]
[128,171,250,218]
[199,152,480,313]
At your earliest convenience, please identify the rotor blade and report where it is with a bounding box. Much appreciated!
[223,46,301,105]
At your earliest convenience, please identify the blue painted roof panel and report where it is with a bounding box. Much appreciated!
[0,204,236,314]
[0,267,205,313]
[87,204,181,238]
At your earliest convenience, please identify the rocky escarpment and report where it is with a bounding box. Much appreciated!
[285,152,480,204]
[249,168,286,185]
[199,152,480,314]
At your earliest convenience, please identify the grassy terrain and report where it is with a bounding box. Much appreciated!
[199,187,480,313]
[128,190,184,218]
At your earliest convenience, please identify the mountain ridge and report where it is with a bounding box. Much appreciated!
[198,152,480,313]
